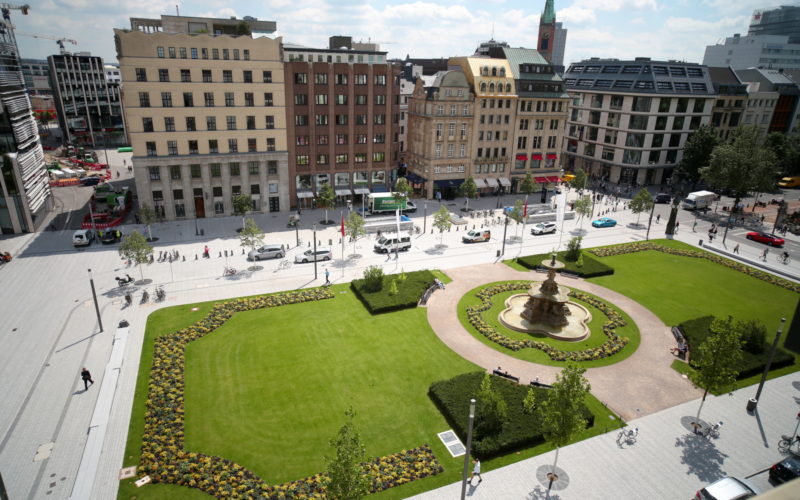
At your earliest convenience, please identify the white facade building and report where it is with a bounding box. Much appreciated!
[703,34,800,71]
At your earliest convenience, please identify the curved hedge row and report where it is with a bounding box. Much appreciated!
[138,289,443,498]
[589,242,800,293]
[465,282,629,361]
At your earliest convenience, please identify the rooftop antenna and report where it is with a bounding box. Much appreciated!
[176,4,179,15]
[491,21,495,41]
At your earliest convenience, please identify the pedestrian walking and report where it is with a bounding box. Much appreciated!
[203,245,210,258]
[692,220,697,232]
[80,367,94,390]
[324,268,330,285]
[656,214,660,223]
[675,221,679,233]
[469,458,482,484]
[762,248,769,261]
[733,244,739,254]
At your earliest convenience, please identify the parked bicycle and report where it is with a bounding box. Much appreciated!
[778,434,800,455]
[140,289,149,304]
[277,259,291,270]
[223,266,237,276]
[616,426,639,445]
[155,286,165,302]
[703,421,723,439]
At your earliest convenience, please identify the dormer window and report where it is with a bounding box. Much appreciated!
[499,68,506,77]
[491,67,497,76]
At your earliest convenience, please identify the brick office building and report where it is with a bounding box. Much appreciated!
[283,38,400,209]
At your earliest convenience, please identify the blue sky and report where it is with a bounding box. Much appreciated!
[14,0,797,65]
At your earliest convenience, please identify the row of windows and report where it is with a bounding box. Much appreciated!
[478,81,512,93]
[432,143,467,158]
[136,68,272,84]
[566,78,708,92]
[432,165,467,174]
[287,52,385,64]
[137,91,275,108]
[156,46,251,61]
[292,93,390,106]
[296,152,386,165]
[568,64,704,78]
[571,114,704,133]
[294,114,389,125]
[576,95,707,114]
[294,73,386,85]
[145,138,278,157]
[515,136,559,149]
[296,171,388,191]
[148,161,280,181]
[518,100,565,113]
[142,115,276,132]
[518,119,559,130]
[473,164,506,174]
[295,133,389,145]
[512,159,557,170]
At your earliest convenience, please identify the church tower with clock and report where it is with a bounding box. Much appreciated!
[537,0,567,72]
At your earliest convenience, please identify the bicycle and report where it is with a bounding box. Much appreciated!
[703,421,723,439]
[616,427,638,445]
[778,253,790,265]
[223,266,237,276]
[277,259,291,270]
[778,434,800,454]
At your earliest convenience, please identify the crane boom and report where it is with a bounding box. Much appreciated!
[16,33,77,45]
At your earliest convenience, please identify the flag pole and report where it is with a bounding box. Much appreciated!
[520,195,528,256]
[340,211,345,277]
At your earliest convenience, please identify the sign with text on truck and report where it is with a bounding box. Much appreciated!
[363,193,416,215]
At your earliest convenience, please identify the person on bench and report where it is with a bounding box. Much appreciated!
[670,341,687,357]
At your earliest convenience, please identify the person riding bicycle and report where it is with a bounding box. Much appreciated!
[782,251,789,263]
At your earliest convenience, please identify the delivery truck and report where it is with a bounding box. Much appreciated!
[361,193,416,215]
[681,190,716,210]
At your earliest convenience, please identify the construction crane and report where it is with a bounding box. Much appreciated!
[0,3,30,22]
[16,33,77,54]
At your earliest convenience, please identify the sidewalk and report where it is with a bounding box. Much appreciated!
[410,373,800,499]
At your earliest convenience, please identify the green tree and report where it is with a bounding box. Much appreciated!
[239,218,266,265]
[692,317,743,422]
[138,203,156,241]
[232,193,252,231]
[508,199,524,237]
[701,126,777,222]
[738,319,766,354]
[235,21,252,36]
[118,230,153,281]
[629,188,654,225]
[537,363,591,477]
[522,387,539,414]
[393,177,412,201]
[568,169,587,191]
[433,205,452,245]
[765,132,800,176]
[317,183,336,224]
[573,195,592,231]
[565,236,582,262]
[362,265,384,292]
[387,278,398,296]
[676,125,719,188]
[458,177,478,211]
[519,173,537,195]
[324,407,370,500]
[475,374,508,437]
[344,211,366,257]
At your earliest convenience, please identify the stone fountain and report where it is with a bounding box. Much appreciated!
[499,254,591,341]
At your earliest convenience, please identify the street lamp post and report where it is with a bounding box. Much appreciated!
[501,213,509,256]
[313,223,318,280]
[645,200,656,241]
[747,317,786,411]
[423,203,427,234]
[88,268,103,332]
[460,398,476,500]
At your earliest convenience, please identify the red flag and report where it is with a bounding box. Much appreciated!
[523,199,528,218]
[340,213,345,236]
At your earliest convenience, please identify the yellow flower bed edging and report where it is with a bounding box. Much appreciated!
[138,289,443,498]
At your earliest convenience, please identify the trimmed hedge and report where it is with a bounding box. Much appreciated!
[516,251,614,278]
[351,269,436,314]
[428,371,593,459]
[679,316,795,380]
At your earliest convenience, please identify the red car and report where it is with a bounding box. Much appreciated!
[746,232,785,247]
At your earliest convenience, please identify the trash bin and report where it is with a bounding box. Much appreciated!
[746,398,757,412]
[496,250,501,257]
[699,239,703,246]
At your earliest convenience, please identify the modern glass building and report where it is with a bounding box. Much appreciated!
[749,5,800,44]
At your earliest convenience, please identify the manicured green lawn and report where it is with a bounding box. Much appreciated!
[587,241,797,333]
[456,281,640,367]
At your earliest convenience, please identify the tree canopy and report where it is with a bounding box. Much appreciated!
[324,407,370,500]
[677,125,720,186]
[629,188,654,225]
[433,205,452,244]
[118,230,153,280]
[519,173,537,195]
[568,169,588,191]
[239,219,265,262]
[138,203,157,241]
[693,316,743,421]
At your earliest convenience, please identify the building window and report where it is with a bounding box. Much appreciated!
[297,155,310,165]
[210,164,221,177]
[435,144,442,158]
[229,163,240,176]
[214,201,224,215]
[191,164,201,178]
[146,142,157,156]
[201,48,208,59]
[188,140,198,154]
[267,161,278,174]
[180,69,191,82]
[335,73,347,85]
[375,94,386,105]
[355,95,367,105]
[209,139,218,153]
[225,92,235,106]
[295,115,308,126]
[183,93,194,107]
[317,135,328,145]
[355,114,367,125]
[135,68,147,82]
[355,153,367,163]
[222,49,229,60]
[248,161,259,175]
[264,92,273,106]
[202,70,212,83]
[336,134,347,145]
[206,116,216,131]
[264,115,274,129]
[373,152,385,162]
[315,73,328,84]
[212,186,223,197]
[244,93,254,107]
[336,154,348,164]
[228,139,238,153]
[157,47,164,58]
[317,154,329,164]
[212,48,219,59]
[246,116,256,130]
[223,70,232,83]
[374,114,386,125]
[355,74,367,85]
[142,117,153,132]
[374,74,386,85]
[168,47,176,58]
[336,114,348,125]
[295,73,308,84]
[373,133,385,143]
[139,92,150,107]
[243,49,250,61]
[203,92,215,107]
[191,48,198,59]
[631,96,651,112]
[266,138,275,151]
[315,94,328,105]
[247,138,257,152]
[226,116,236,130]
[263,70,272,83]
[163,117,175,132]
[315,114,328,125]
[186,117,196,131]
[148,166,160,180]
[335,94,347,105]
[243,70,252,83]
[167,141,178,155]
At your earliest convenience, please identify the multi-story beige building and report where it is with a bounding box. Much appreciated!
[406,71,474,198]
[115,20,289,220]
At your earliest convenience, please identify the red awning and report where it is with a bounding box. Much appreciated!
[534,176,548,183]
[546,153,558,160]
[515,154,528,161]
[532,154,544,161]
[546,176,562,183]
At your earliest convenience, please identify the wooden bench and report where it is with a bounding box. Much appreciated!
[671,326,689,361]
[492,369,520,383]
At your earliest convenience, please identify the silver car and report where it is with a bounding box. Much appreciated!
[294,248,332,263]
[531,222,557,235]
[248,244,285,261]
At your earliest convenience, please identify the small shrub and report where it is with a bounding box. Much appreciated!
[565,236,582,262]
[517,251,613,278]
[475,374,507,437]
[362,266,384,292]
[522,388,538,414]
[576,254,584,268]
[739,319,766,355]
[351,270,436,314]
[388,279,398,296]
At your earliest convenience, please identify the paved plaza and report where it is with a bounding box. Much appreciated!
[0,154,798,499]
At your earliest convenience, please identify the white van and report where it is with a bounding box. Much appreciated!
[72,229,95,247]
[374,232,412,253]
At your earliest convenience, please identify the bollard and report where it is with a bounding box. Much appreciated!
[329,239,332,245]
[183,256,186,261]
[200,229,204,235]
[219,251,222,257]
[224,250,228,257]
[242,249,245,255]
[308,241,311,247]
[195,254,198,260]
[699,240,703,246]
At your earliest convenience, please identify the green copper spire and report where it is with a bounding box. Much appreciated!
[541,0,556,24]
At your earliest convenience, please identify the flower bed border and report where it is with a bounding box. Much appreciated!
[465,282,629,361]
[589,242,800,293]
[137,289,443,498]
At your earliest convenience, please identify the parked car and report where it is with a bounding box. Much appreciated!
[694,476,759,500]
[531,222,557,235]
[374,232,412,253]
[462,229,491,243]
[294,248,332,263]
[100,230,119,244]
[769,455,800,484]
[72,229,95,247]
[592,217,617,228]
[654,193,672,204]
[248,244,285,261]
[80,176,102,186]
[746,232,785,247]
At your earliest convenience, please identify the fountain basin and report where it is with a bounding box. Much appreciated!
[499,293,592,341]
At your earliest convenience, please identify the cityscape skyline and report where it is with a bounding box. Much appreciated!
[13,0,797,66]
